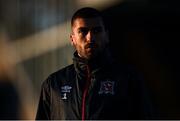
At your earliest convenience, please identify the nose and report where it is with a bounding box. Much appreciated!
[86,31,95,43]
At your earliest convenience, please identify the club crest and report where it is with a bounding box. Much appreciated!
[99,80,115,95]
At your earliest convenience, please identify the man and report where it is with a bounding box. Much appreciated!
[36,7,154,120]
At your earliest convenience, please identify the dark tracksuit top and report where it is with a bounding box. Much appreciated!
[36,52,154,120]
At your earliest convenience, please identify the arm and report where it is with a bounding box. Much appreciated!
[36,79,50,120]
[128,65,156,119]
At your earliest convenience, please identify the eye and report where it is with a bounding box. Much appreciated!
[78,28,88,35]
[92,27,103,34]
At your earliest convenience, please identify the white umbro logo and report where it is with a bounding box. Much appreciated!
[61,85,72,100]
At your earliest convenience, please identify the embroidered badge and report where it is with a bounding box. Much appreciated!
[61,85,72,100]
[61,93,67,100]
[61,85,72,93]
[98,80,115,95]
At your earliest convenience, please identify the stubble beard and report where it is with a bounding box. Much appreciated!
[80,47,106,60]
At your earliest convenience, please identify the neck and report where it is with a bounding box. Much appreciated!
[73,49,113,71]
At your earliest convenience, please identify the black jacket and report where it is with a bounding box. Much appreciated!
[36,52,154,120]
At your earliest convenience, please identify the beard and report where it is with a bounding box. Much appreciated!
[84,42,96,49]
[76,43,106,60]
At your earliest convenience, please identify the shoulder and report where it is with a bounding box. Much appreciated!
[41,64,74,89]
[109,61,131,75]
[111,61,144,80]
[50,64,74,79]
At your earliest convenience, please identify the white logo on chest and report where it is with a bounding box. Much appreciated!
[61,85,72,100]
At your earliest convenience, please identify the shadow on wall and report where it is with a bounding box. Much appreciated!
[0,31,20,119]
[0,30,34,119]
[102,0,180,119]
[0,80,20,119]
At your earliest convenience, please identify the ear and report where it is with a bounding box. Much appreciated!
[70,33,75,46]
[105,30,109,44]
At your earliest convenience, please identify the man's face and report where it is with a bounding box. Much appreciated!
[70,17,108,60]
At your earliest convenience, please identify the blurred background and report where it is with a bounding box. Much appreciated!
[0,0,180,119]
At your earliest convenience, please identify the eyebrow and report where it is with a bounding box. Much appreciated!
[78,26,103,30]
[78,27,88,30]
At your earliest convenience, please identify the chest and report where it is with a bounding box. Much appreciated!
[51,73,130,119]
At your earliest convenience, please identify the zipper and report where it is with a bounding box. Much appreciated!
[81,65,91,121]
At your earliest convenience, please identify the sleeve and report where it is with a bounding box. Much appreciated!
[127,65,157,119]
[36,78,51,120]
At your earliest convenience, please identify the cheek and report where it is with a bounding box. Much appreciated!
[97,36,107,45]
[72,36,80,46]
[75,37,86,46]
[73,39,85,50]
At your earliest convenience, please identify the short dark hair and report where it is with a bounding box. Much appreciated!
[71,7,104,27]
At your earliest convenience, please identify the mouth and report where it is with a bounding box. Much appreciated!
[85,43,96,49]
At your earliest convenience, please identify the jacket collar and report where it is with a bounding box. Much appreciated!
[73,50,113,75]
[73,50,114,91]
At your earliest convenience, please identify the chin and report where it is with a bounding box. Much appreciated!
[87,54,98,60]
[83,51,98,59]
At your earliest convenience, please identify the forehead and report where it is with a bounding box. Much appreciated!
[72,17,104,29]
